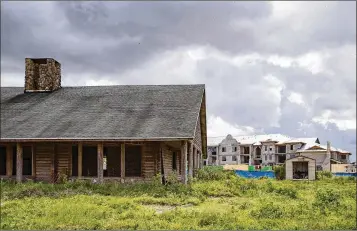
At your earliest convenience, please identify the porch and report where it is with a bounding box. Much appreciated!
[0,140,203,184]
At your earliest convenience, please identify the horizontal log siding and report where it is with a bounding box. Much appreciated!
[142,142,160,178]
[56,144,71,177]
[161,144,173,178]
[35,143,54,181]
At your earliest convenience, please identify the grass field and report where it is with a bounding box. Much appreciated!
[1,167,356,230]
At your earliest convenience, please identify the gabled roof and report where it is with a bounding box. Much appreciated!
[1,85,205,140]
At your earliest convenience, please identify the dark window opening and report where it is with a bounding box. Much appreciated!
[278,146,286,153]
[265,146,267,151]
[232,156,237,161]
[243,147,250,154]
[242,156,249,163]
[23,146,32,176]
[72,146,78,176]
[212,151,216,156]
[82,146,97,177]
[172,152,177,171]
[316,165,323,171]
[222,147,226,152]
[106,146,121,177]
[125,145,142,177]
[277,155,286,163]
[341,155,346,160]
[290,145,294,150]
[232,146,237,152]
[255,147,261,158]
[12,147,16,175]
[222,156,226,161]
[0,146,6,175]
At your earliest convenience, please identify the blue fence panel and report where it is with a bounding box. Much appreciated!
[235,170,275,179]
[332,172,357,177]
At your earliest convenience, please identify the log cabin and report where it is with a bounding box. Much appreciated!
[0,58,207,184]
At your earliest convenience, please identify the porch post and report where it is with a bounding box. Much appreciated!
[181,141,188,184]
[188,141,193,178]
[16,143,23,183]
[6,144,13,177]
[121,143,125,182]
[78,143,83,178]
[97,143,104,183]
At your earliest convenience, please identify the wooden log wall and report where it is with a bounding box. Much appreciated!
[161,144,173,178]
[56,144,71,178]
[142,142,160,178]
[35,143,54,182]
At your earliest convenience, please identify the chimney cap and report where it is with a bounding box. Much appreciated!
[26,58,60,65]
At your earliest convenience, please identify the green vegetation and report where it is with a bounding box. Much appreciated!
[1,167,356,230]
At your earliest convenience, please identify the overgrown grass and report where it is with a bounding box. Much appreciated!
[1,167,356,230]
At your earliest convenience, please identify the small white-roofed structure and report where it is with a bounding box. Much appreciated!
[286,155,316,180]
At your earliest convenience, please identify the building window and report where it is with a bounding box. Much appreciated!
[243,147,249,154]
[212,151,216,156]
[269,146,272,151]
[222,156,226,162]
[265,146,267,151]
[232,146,237,152]
[264,155,267,161]
[222,147,226,152]
[341,155,346,160]
[172,152,177,171]
[232,156,237,161]
[290,145,294,150]
[316,165,323,171]
[269,155,272,160]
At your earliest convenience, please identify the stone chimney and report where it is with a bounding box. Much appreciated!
[25,58,61,92]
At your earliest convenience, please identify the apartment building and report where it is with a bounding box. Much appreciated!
[206,134,351,171]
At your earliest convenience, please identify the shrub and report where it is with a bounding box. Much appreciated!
[316,171,332,180]
[274,187,298,199]
[313,188,341,210]
[251,202,284,219]
[274,165,285,180]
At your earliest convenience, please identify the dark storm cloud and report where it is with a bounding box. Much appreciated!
[1,1,356,160]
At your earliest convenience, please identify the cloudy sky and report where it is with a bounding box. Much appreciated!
[1,1,356,161]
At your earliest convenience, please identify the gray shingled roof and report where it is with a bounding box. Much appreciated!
[1,85,205,140]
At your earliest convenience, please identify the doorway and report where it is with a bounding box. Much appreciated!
[293,161,308,179]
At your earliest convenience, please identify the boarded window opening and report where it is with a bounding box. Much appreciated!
[105,146,121,177]
[0,146,6,175]
[125,145,142,177]
[82,146,97,177]
[72,146,78,176]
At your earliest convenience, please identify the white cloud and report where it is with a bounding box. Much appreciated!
[207,115,256,137]
[312,110,356,130]
[287,92,305,106]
